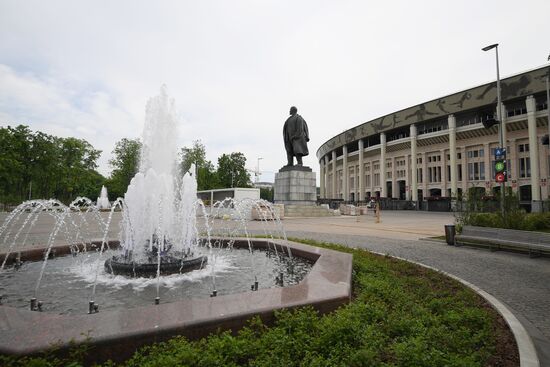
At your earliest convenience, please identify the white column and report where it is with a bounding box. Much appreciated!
[320,157,325,199]
[332,150,337,199]
[448,115,458,197]
[390,157,397,198]
[380,133,387,197]
[358,139,364,201]
[422,152,428,198]
[509,139,518,193]
[441,149,447,197]
[410,124,418,201]
[461,147,468,194]
[405,154,411,200]
[342,145,348,201]
[526,95,542,210]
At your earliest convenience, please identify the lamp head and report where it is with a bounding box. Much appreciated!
[482,43,499,51]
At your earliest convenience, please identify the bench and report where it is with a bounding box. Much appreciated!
[455,225,550,258]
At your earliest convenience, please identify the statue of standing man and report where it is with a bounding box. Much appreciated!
[283,106,309,166]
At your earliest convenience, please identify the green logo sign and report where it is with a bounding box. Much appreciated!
[495,161,505,172]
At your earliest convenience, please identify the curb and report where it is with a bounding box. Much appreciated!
[367,250,540,367]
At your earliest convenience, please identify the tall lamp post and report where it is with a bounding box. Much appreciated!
[256,157,263,183]
[482,43,505,216]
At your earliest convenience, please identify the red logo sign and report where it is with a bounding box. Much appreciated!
[495,172,506,183]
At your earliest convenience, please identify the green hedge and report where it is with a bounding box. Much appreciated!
[466,212,550,231]
[2,240,508,367]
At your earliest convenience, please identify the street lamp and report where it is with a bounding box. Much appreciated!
[482,43,505,216]
[256,157,263,183]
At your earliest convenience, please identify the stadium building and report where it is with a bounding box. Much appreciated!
[316,65,550,212]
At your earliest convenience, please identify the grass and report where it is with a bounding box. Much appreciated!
[1,239,515,367]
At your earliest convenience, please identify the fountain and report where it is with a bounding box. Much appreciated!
[96,186,111,210]
[0,87,352,363]
[103,86,207,277]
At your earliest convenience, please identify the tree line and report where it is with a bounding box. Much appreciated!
[0,125,257,205]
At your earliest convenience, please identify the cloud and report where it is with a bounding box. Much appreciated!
[1,0,549,183]
[0,64,137,175]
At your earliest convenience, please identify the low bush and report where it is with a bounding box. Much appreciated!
[3,240,511,367]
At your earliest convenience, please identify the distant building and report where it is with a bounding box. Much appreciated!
[254,182,274,189]
[197,187,260,204]
[254,182,273,189]
[317,65,550,212]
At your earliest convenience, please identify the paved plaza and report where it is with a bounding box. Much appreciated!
[1,209,549,364]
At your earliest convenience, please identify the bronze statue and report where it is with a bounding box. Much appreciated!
[283,106,309,166]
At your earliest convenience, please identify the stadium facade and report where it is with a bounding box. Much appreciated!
[316,65,550,211]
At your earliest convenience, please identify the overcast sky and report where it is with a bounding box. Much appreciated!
[1,0,549,183]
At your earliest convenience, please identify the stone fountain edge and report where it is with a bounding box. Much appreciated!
[0,239,352,364]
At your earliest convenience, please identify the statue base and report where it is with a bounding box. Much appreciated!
[274,166,316,206]
[278,165,312,173]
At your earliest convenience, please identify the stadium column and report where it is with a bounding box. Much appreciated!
[332,150,337,199]
[441,148,447,196]
[343,145,349,201]
[380,132,387,198]
[461,147,468,194]
[391,157,398,199]
[358,139,364,201]
[526,95,542,211]
[448,115,458,198]
[410,124,418,202]
[405,154,410,200]
[320,157,325,199]
[422,152,428,198]
[509,138,518,193]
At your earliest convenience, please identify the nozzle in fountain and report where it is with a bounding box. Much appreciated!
[14,252,22,269]
[88,300,98,314]
[30,297,37,311]
[155,297,160,305]
[210,290,217,297]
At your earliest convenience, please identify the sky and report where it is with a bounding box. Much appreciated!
[1,0,549,183]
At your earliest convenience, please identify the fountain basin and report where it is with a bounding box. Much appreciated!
[104,254,208,277]
[0,239,352,364]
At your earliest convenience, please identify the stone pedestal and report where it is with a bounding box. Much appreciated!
[274,166,316,206]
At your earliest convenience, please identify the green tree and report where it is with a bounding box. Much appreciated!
[260,187,273,202]
[180,140,219,190]
[217,152,252,188]
[180,140,208,174]
[0,125,105,204]
[56,137,103,201]
[106,138,141,199]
